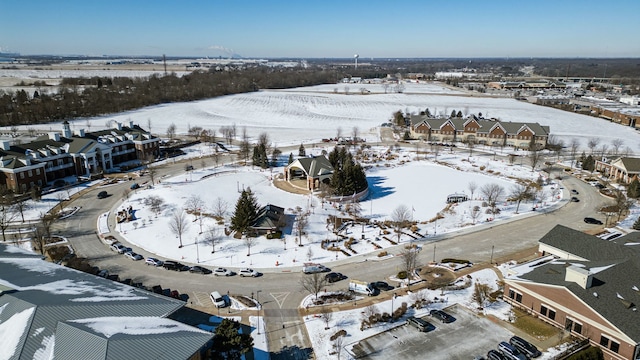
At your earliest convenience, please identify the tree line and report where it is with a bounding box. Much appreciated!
[0,67,341,127]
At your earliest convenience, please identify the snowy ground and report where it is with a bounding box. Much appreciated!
[112,146,561,270]
[6,82,640,152]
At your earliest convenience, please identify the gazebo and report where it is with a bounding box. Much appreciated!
[284,155,334,191]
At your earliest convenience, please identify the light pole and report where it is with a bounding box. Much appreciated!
[195,235,200,263]
[490,245,495,264]
[256,290,262,335]
[391,292,397,320]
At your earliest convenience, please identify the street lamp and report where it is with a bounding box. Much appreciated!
[391,292,397,320]
[256,290,262,335]
[195,235,200,263]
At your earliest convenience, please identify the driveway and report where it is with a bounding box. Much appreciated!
[347,304,511,360]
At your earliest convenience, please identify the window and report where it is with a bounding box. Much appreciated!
[540,305,548,316]
[610,341,619,353]
[20,172,24,179]
[509,290,515,299]
[573,322,582,334]
[36,168,40,175]
[27,170,32,177]
[548,309,556,320]
[515,293,522,303]
[600,335,609,347]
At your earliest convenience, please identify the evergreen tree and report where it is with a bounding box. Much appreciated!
[288,152,294,165]
[633,216,640,231]
[211,319,253,360]
[582,155,595,171]
[451,110,457,118]
[456,110,463,117]
[628,178,640,198]
[299,143,306,156]
[230,188,260,234]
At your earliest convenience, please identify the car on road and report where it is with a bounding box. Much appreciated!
[163,261,190,271]
[130,183,140,190]
[570,197,579,202]
[571,189,579,195]
[372,281,394,291]
[509,336,541,358]
[429,309,454,323]
[189,266,212,275]
[584,217,603,225]
[302,263,330,274]
[325,272,345,283]
[145,257,164,267]
[124,251,143,261]
[239,268,260,277]
[213,267,234,276]
[97,191,108,199]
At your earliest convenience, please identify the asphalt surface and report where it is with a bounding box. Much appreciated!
[53,145,614,359]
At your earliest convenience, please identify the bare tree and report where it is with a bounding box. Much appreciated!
[300,272,328,301]
[244,234,256,256]
[33,225,47,256]
[169,210,189,248]
[598,144,609,161]
[0,203,17,242]
[611,139,624,157]
[212,197,229,219]
[146,118,152,133]
[258,132,271,155]
[510,184,534,214]
[336,127,343,141]
[185,194,205,220]
[470,205,481,225]
[333,333,345,360]
[122,188,131,201]
[39,212,56,243]
[238,127,251,164]
[391,205,412,243]
[465,138,475,159]
[587,137,600,155]
[146,195,164,217]
[569,138,580,169]
[205,225,219,253]
[613,189,633,221]
[468,181,477,200]
[166,123,176,140]
[480,183,505,214]
[352,127,359,142]
[472,282,491,309]
[12,196,29,223]
[320,306,333,330]
[147,166,157,185]
[294,206,309,246]
[528,149,542,172]
[400,247,419,290]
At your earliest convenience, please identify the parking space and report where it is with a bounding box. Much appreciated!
[348,304,512,360]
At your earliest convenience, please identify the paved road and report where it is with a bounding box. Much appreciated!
[53,146,613,359]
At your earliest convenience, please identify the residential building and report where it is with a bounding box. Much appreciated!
[0,121,159,193]
[409,115,550,150]
[284,155,334,191]
[595,157,640,184]
[504,225,640,360]
[0,244,212,360]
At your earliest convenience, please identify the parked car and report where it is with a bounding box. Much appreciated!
[130,183,140,190]
[509,336,542,358]
[429,309,454,323]
[124,251,144,261]
[239,268,260,277]
[487,349,507,360]
[406,316,432,332]
[372,281,394,291]
[324,272,345,283]
[189,266,212,275]
[97,191,108,199]
[145,257,164,267]
[595,183,605,189]
[571,189,579,195]
[302,263,330,274]
[213,267,234,276]
[163,261,190,271]
[570,197,579,202]
[110,243,126,253]
[498,341,527,360]
[210,291,226,308]
[584,217,603,225]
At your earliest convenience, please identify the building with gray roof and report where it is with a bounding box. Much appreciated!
[504,225,640,359]
[0,244,211,360]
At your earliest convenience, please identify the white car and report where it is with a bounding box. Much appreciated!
[210,291,226,308]
[239,268,259,277]
[213,267,234,276]
[110,243,126,253]
[124,251,143,261]
[145,257,164,266]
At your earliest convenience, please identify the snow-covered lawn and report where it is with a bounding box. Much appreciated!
[113,146,560,270]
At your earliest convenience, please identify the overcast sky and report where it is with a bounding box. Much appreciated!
[2,0,639,58]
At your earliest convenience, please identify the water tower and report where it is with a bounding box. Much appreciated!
[354,54,359,69]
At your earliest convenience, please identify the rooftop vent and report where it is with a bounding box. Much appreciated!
[565,265,593,289]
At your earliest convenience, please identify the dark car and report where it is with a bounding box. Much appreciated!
[189,266,212,275]
[97,191,108,199]
[584,217,603,225]
[163,261,190,271]
[571,189,579,195]
[487,349,507,360]
[570,197,579,202]
[372,281,395,291]
[510,336,542,358]
[429,309,454,323]
[130,183,140,190]
[325,272,345,283]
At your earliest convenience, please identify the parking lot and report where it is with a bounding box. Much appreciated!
[347,304,512,360]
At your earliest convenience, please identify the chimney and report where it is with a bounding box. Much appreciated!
[565,265,593,289]
[48,133,61,142]
[0,141,10,150]
[129,120,134,129]
[113,122,122,131]
[62,120,72,138]
[75,129,85,137]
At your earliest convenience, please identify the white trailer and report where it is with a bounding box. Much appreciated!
[348,280,379,296]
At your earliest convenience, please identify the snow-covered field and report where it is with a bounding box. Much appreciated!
[114,147,560,270]
[6,82,640,152]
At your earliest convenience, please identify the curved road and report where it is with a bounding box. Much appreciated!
[54,149,613,359]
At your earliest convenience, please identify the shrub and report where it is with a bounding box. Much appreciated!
[330,329,347,341]
[397,271,408,279]
[378,251,388,257]
[441,258,470,264]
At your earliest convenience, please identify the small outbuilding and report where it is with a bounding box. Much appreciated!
[284,155,334,191]
[446,193,468,203]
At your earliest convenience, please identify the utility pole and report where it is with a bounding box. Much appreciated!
[163,54,167,76]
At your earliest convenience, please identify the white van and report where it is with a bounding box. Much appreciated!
[210,291,226,308]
